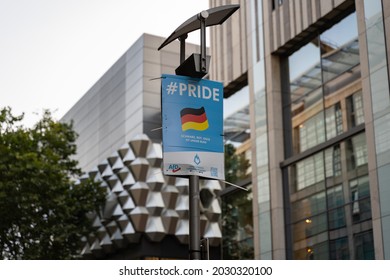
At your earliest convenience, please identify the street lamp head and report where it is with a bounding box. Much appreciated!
[157,4,240,51]
[157,4,239,78]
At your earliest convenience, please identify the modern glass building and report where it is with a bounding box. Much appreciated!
[210,0,390,259]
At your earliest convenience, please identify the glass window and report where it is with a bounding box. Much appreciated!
[321,13,359,85]
[292,192,326,222]
[327,185,346,230]
[328,207,346,230]
[366,8,387,72]
[330,237,349,259]
[294,241,329,260]
[221,186,254,260]
[289,40,323,156]
[353,134,368,167]
[288,12,360,156]
[292,213,328,242]
[364,0,383,24]
[224,143,251,184]
[353,92,365,125]
[350,176,371,223]
[374,112,390,167]
[295,152,325,191]
[298,111,326,152]
[346,133,368,171]
[285,12,371,260]
[224,86,251,146]
[347,91,365,128]
[327,185,344,209]
[325,145,341,178]
[223,85,251,184]
[378,164,390,217]
[354,230,375,260]
[325,103,343,140]
[333,145,342,176]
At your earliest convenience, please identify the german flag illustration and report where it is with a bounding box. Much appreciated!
[180,106,209,131]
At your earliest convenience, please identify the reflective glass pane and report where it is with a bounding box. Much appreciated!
[293,213,328,242]
[364,0,382,25]
[328,207,346,230]
[350,176,372,223]
[346,133,368,171]
[371,67,390,116]
[325,145,342,178]
[288,12,361,155]
[294,241,329,260]
[374,114,390,166]
[320,13,359,85]
[224,86,250,146]
[382,216,390,259]
[366,10,387,71]
[321,13,359,142]
[327,185,344,209]
[292,192,326,222]
[325,102,344,140]
[354,230,374,260]
[289,41,323,155]
[378,164,390,217]
[328,186,346,230]
[221,186,254,260]
[346,90,365,128]
[290,152,325,192]
[330,237,349,260]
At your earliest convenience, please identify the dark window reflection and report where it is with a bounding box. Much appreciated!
[224,143,251,184]
[354,230,375,260]
[330,237,350,259]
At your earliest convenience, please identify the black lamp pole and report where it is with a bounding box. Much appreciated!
[188,10,209,261]
[158,5,240,260]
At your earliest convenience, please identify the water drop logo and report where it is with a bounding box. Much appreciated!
[194,154,201,165]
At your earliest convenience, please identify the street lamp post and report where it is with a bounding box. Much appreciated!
[158,4,239,260]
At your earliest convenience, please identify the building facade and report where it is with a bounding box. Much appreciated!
[210,0,390,259]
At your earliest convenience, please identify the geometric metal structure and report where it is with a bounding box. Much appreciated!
[79,134,223,259]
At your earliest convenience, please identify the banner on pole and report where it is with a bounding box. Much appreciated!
[161,74,224,180]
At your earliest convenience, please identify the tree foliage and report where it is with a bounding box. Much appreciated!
[0,107,105,259]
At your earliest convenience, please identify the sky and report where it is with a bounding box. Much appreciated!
[0,0,209,127]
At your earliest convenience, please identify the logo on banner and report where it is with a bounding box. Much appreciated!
[168,164,181,173]
[194,154,201,165]
[180,107,209,131]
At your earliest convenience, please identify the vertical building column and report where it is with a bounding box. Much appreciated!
[263,0,286,260]
[266,54,287,259]
[247,0,274,259]
[356,0,388,259]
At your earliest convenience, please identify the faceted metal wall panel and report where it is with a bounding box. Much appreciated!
[80,134,222,258]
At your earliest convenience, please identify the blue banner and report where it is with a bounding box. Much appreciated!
[161,74,224,180]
